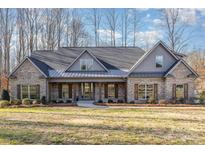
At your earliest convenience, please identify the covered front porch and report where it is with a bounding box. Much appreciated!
[48,81,127,103]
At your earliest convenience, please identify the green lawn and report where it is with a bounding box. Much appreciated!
[0,107,205,144]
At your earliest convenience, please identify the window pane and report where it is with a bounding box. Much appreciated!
[22,85,28,99]
[80,59,93,71]
[87,59,93,70]
[30,85,40,99]
[138,85,145,99]
[62,84,69,99]
[146,84,154,100]
[176,85,184,99]
[156,55,163,68]
[108,84,115,98]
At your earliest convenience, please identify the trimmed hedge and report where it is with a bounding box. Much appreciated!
[32,99,42,105]
[22,98,31,105]
[0,100,10,108]
[10,99,21,105]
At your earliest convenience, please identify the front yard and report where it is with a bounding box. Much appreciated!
[0,107,205,144]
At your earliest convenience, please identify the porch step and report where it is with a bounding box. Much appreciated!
[77,100,107,108]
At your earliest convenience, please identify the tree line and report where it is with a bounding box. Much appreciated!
[0,8,192,75]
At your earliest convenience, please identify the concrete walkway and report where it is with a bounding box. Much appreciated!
[77,100,109,108]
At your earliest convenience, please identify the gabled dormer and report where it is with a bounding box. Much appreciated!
[128,41,179,75]
[65,50,109,72]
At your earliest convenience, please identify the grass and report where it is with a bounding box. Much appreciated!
[0,107,205,144]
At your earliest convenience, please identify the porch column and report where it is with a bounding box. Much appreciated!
[125,82,127,102]
[73,84,77,103]
[99,83,102,100]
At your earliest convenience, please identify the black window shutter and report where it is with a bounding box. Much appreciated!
[172,84,176,100]
[17,85,21,99]
[134,84,138,100]
[154,84,158,100]
[115,83,118,98]
[104,83,108,98]
[69,84,72,98]
[184,83,188,100]
[37,84,40,99]
[58,84,62,99]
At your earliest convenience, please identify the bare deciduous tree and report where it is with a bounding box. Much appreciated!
[106,9,119,46]
[162,8,192,53]
[90,9,101,47]
[0,8,15,74]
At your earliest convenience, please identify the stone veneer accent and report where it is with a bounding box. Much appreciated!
[127,62,196,102]
[49,82,126,102]
[9,59,47,99]
[10,60,196,102]
[94,83,126,101]
[127,77,165,102]
[164,63,195,100]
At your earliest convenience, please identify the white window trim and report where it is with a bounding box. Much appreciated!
[138,84,146,100]
[80,59,93,71]
[176,84,184,99]
[138,84,154,100]
[156,55,163,68]
[20,85,39,99]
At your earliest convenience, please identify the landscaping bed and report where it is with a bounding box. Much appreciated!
[94,102,205,107]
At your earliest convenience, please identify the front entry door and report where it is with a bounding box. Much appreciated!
[81,83,94,100]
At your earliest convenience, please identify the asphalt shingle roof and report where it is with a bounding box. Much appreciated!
[31,47,146,71]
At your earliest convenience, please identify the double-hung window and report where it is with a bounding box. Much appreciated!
[138,84,154,100]
[156,55,163,68]
[62,84,69,99]
[108,84,115,98]
[176,84,184,100]
[19,85,40,99]
[80,59,93,71]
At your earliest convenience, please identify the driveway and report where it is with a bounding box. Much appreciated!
[77,100,109,108]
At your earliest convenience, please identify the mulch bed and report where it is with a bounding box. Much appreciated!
[2,103,77,108]
[94,102,205,107]
[47,103,77,107]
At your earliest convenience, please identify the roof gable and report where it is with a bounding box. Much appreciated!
[65,50,109,72]
[165,59,198,78]
[128,41,179,75]
[9,57,49,78]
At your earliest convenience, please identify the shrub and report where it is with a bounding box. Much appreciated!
[57,100,64,103]
[0,100,10,108]
[108,99,113,103]
[32,99,42,105]
[117,99,124,103]
[199,91,205,104]
[22,98,31,105]
[10,99,21,105]
[158,99,167,104]
[129,100,135,104]
[41,96,47,104]
[147,99,156,104]
[1,89,10,101]
[66,100,72,103]
[168,99,176,104]
[51,100,57,103]
[97,99,103,103]
[177,98,185,104]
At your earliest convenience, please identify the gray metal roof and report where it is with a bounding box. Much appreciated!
[129,72,165,78]
[48,69,128,78]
